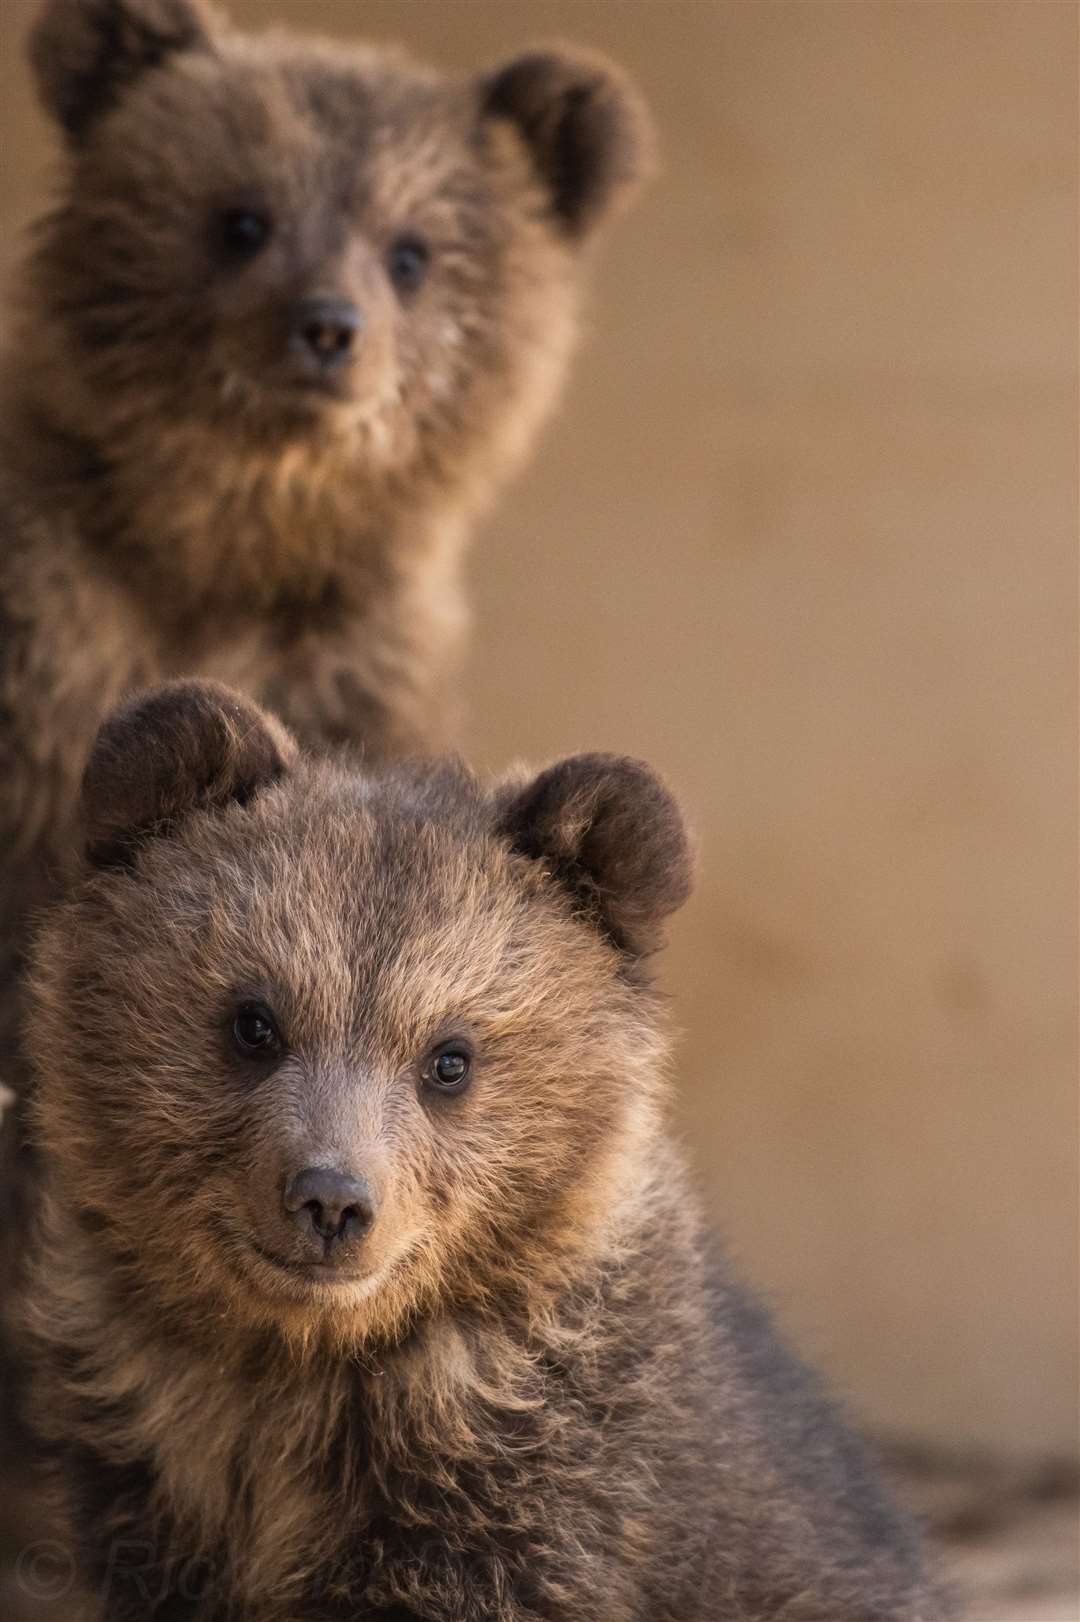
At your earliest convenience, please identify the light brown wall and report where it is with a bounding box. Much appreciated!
[1,0,1076,1457]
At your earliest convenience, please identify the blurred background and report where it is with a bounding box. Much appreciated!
[2,2,1077,1617]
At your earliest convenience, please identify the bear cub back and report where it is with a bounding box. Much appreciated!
[22,681,941,1622]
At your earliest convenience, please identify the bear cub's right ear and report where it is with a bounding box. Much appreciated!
[81,680,295,869]
[497,752,694,959]
[480,45,655,240]
[30,0,213,143]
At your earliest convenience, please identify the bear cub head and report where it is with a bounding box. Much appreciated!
[21,0,651,480]
[29,681,692,1350]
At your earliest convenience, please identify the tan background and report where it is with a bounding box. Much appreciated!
[1,0,1076,1460]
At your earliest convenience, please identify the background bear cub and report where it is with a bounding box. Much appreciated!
[23,681,938,1622]
[2,0,651,940]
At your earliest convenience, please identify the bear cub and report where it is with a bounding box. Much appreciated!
[2,0,651,991]
[22,680,940,1622]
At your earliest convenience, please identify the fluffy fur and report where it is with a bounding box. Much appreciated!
[20,681,940,1621]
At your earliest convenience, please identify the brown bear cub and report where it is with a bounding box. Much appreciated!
[21,680,939,1622]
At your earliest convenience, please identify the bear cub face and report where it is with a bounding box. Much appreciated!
[29,682,691,1350]
[23,0,651,473]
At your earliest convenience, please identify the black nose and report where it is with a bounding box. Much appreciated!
[290,297,361,370]
[283,1167,374,1244]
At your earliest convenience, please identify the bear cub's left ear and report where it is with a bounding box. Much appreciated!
[80,679,296,869]
[497,753,693,959]
[30,0,213,143]
[480,45,655,239]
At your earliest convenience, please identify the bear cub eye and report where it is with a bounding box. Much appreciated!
[232,1001,283,1058]
[425,1041,472,1095]
[386,234,431,294]
[218,207,274,258]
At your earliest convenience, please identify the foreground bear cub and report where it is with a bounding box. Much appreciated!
[22,681,937,1622]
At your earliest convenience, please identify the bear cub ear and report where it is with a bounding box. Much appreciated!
[30,0,213,143]
[81,679,296,870]
[497,753,693,959]
[480,46,655,239]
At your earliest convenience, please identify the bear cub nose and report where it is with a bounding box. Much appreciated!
[291,297,362,371]
[283,1167,374,1245]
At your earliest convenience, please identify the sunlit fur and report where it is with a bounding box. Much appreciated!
[20,682,940,1621]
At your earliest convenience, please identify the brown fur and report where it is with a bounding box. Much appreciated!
[20,681,941,1621]
[0,0,652,1559]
